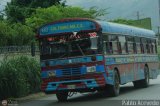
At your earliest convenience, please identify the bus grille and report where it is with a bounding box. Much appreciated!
[61,67,81,76]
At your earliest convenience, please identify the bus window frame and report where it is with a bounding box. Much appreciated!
[102,33,157,56]
[103,33,121,55]
[126,36,134,54]
[134,37,141,54]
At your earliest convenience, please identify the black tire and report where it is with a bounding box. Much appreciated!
[133,66,149,88]
[56,91,68,102]
[106,70,120,97]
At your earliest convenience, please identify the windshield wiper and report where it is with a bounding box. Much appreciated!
[58,53,67,58]
[76,44,85,56]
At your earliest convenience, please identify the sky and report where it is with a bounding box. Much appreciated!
[0,0,159,32]
[0,0,10,11]
[66,0,159,32]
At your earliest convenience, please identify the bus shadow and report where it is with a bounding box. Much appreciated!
[64,83,157,102]
[120,83,156,94]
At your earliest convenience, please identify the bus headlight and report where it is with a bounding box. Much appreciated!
[48,71,56,77]
[87,66,96,73]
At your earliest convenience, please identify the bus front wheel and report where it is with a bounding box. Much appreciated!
[56,91,68,102]
[106,70,120,97]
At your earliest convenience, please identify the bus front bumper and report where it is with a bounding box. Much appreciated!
[41,74,107,94]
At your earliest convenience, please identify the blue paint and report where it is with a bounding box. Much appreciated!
[41,56,158,68]
[96,65,105,72]
[84,80,98,88]
[97,21,155,38]
[45,79,98,92]
[55,69,62,77]
[42,65,105,78]
[106,58,115,65]
[46,83,58,91]
[120,75,126,84]
[138,69,145,79]
[41,56,105,67]
[41,71,48,78]
[103,70,114,85]
[41,56,93,67]
[80,66,87,75]
[41,62,45,67]
[39,19,156,38]
[105,56,159,65]
[40,21,96,36]
[96,56,103,61]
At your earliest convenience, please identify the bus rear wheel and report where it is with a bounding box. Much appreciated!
[56,91,68,102]
[133,66,149,88]
[106,70,120,97]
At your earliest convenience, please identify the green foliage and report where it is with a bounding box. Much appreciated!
[0,56,41,99]
[0,15,3,20]
[88,6,108,19]
[0,21,34,46]
[110,19,134,25]
[111,18,152,30]
[5,0,64,23]
[1,4,107,46]
[5,5,34,23]
[10,23,35,45]
[26,5,107,30]
[0,21,13,46]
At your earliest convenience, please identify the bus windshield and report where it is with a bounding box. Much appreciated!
[40,32,99,60]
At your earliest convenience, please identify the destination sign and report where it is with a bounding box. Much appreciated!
[39,21,97,36]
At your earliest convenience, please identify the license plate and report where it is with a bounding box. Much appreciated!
[67,85,75,89]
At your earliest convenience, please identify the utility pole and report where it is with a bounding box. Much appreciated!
[158,0,160,44]
[137,11,140,20]
[158,26,160,34]
[136,11,142,24]
[159,0,160,23]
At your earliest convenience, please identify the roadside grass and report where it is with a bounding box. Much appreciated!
[0,54,41,100]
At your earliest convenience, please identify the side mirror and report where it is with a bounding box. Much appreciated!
[90,36,98,50]
[31,42,35,56]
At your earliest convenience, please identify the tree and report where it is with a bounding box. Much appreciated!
[0,21,12,46]
[26,5,107,31]
[110,19,134,25]
[11,23,34,45]
[5,0,65,23]
[111,18,152,29]
[0,20,34,46]
[1,4,107,46]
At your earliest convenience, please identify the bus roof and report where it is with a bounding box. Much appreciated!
[96,20,156,38]
[38,18,156,38]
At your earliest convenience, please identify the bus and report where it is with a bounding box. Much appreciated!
[36,18,159,101]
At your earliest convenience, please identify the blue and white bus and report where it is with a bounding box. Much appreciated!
[36,18,159,101]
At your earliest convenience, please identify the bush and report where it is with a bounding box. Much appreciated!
[0,55,40,100]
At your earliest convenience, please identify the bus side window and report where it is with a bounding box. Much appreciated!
[140,38,144,53]
[145,39,150,54]
[155,39,158,53]
[118,36,126,54]
[109,35,119,54]
[141,38,147,54]
[103,34,112,54]
[106,41,113,54]
[126,36,134,54]
[151,39,155,54]
[135,37,141,54]
[103,34,111,54]
[133,37,136,53]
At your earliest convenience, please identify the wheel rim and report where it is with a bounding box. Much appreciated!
[145,67,149,84]
[115,73,120,92]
